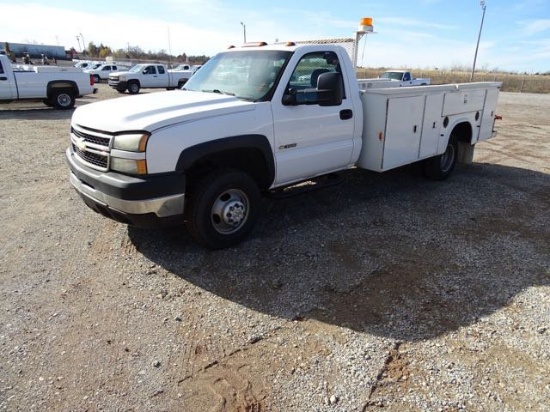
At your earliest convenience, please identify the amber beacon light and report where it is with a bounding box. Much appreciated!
[353,17,375,69]
[358,17,374,33]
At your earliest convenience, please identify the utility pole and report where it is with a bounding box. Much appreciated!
[470,0,487,82]
[240,22,247,43]
[80,32,86,55]
[76,35,81,53]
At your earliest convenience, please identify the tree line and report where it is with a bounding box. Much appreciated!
[72,42,209,64]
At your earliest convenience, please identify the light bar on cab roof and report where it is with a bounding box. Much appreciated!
[227,41,296,49]
[241,42,268,47]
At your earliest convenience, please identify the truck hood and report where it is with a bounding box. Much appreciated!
[109,71,130,77]
[72,90,256,132]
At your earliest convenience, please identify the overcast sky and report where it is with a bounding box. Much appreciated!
[1,0,549,72]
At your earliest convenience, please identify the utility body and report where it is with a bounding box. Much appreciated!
[0,54,97,109]
[66,42,501,248]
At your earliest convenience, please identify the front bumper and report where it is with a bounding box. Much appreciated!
[66,147,186,227]
[108,79,127,90]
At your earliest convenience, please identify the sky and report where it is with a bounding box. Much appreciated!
[1,0,549,73]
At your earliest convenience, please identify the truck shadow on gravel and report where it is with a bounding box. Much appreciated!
[128,163,550,341]
[0,107,75,120]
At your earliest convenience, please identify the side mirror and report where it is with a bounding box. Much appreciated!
[317,72,343,106]
[282,72,344,107]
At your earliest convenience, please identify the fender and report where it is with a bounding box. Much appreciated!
[440,116,474,152]
[176,134,275,189]
[47,80,79,96]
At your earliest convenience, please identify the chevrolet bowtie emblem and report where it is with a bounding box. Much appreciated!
[75,137,87,151]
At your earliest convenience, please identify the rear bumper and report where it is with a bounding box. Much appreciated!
[66,147,186,227]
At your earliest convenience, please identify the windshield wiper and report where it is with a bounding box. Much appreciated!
[202,89,236,96]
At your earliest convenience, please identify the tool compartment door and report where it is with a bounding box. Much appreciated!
[382,95,425,170]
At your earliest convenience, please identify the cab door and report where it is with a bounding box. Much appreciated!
[154,65,169,87]
[271,51,358,186]
[140,65,161,87]
[0,60,16,100]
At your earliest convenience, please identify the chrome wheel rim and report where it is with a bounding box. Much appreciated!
[210,189,249,235]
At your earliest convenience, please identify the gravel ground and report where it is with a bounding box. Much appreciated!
[0,85,549,411]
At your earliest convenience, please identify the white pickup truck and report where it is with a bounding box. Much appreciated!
[0,54,97,109]
[171,64,202,73]
[66,42,500,248]
[84,63,130,83]
[378,70,431,86]
[108,63,196,94]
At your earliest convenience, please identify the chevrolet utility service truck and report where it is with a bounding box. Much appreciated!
[66,42,501,249]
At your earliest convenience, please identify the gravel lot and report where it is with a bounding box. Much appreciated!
[1,85,549,412]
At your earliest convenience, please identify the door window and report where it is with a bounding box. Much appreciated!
[144,66,156,75]
[287,51,341,90]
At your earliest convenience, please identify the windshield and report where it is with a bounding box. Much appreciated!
[129,64,146,73]
[183,49,292,101]
[380,71,403,81]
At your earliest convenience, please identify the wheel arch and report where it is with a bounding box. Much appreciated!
[47,80,78,97]
[177,135,275,191]
[449,121,473,144]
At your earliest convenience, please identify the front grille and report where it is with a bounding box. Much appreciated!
[73,127,110,146]
[74,144,108,168]
[71,125,113,171]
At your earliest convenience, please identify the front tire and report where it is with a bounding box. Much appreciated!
[51,89,76,110]
[422,134,458,180]
[186,169,261,249]
[127,81,140,94]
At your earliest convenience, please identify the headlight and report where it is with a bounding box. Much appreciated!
[112,132,150,152]
[110,158,148,175]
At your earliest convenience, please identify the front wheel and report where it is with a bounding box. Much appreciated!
[422,135,458,180]
[51,89,76,110]
[127,81,140,94]
[186,169,261,249]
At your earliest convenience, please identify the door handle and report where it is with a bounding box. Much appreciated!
[340,109,353,120]
[0,76,7,81]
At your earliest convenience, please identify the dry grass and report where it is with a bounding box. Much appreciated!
[356,68,550,93]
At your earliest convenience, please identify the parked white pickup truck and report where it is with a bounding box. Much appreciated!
[0,54,97,109]
[108,63,196,94]
[171,64,202,73]
[379,70,431,86]
[67,42,500,248]
[85,63,130,83]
